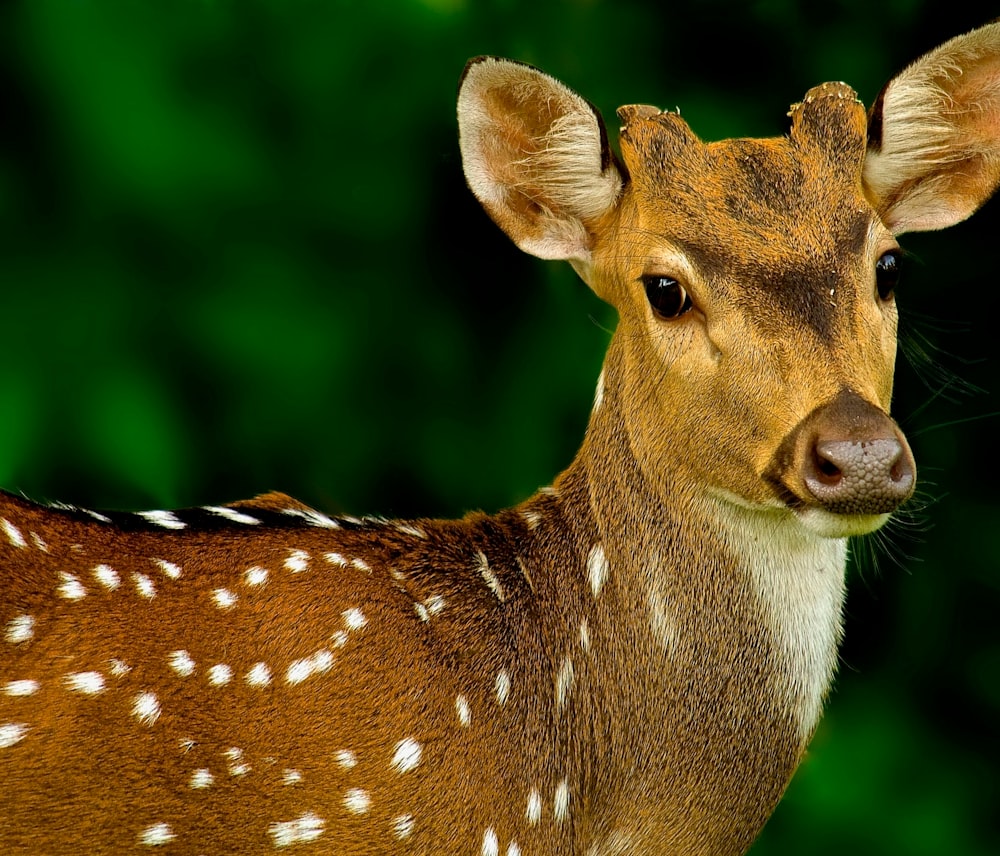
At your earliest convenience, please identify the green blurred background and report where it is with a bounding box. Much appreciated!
[0,1,997,852]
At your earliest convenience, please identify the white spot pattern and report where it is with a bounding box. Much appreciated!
[244,566,268,586]
[425,594,446,616]
[495,670,511,705]
[476,551,506,602]
[344,788,370,814]
[414,603,430,622]
[342,608,367,630]
[65,671,105,695]
[587,543,609,597]
[57,572,86,601]
[556,656,574,709]
[350,557,371,573]
[526,789,542,825]
[391,737,422,773]
[5,614,34,644]
[3,680,39,697]
[133,573,156,599]
[204,505,260,525]
[154,558,182,580]
[269,812,326,847]
[392,813,415,839]
[554,779,570,822]
[212,588,237,609]
[282,768,303,785]
[286,650,333,685]
[284,549,310,572]
[30,531,48,552]
[521,510,542,530]
[395,522,427,539]
[456,694,471,727]
[507,844,521,856]
[324,552,348,567]
[109,658,132,677]
[132,692,161,725]
[0,723,28,748]
[593,367,606,412]
[246,662,272,687]
[580,618,591,651]
[94,564,120,590]
[335,749,357,769]
[482,828,499,856]
[138,510,186,530]
[168,650,195,677]
[190,768,214,789]
[208,664,233,686]
[225,746,250,776]
[138,822,175,846]
[2,518,26,548]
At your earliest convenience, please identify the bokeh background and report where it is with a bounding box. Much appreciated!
[1,1,997,852]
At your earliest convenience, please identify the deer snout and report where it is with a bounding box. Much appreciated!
[768,388,916,521]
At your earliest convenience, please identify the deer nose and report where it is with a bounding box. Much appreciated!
[803,436,915,514]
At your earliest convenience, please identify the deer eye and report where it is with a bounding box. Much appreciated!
[642,275,693,320]
[875,251,901,301]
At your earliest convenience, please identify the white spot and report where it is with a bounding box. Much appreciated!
[331,630,349,649]
[190,768,214,789]
[138,822,175,846]
[344,788,370,814]
[5,614,34,644]
[178,738,195,753]
[335,749,357,769]
[482,827,499,856]
[246,662,271,687]
[391,737,422,773]
[109,658,132,677]
[133,573,156,599]
[521,509,542,530]
[539,485,560,496]
[526,789,542,824]
[138,510,186,530]
[30,531,48,552]
[414,603,430,622]
[554,779,570,822]
[342,608,367,630]
[244,566,269,587]
[426,595,446,616]
[286,650,334,685]
[341,515,363,526]
[0,723,28,748]
[593,367,605,412]
[94,564,120,590]
[168,650,196,677]
[392,813,415,839]
[282,768,303,786]
[555,656,574,709]
[212,588,237,609]
[587,543,609,598]
[2,518,26,548]
[456,694,471,727]
[395,522,427,539]
[476,551,506,602]
[82,508,112,523]
[284,549,310,573]
[208,664,232,686]
[350,557,371,573]
[154,558,182,580]
[133,691,161,725]
[507,843,521,856]
[495,670,511,706]
[4,679,39,697]
[204,505,260,525]
[324,552,348,567]
[269,812,326,847]
[65,671,105,695]
[225,746,250,776]
[579,618,591,651]
[57,572,86,601]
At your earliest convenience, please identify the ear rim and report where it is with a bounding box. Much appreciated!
[863,21,1000,235]
[457,56,624,266]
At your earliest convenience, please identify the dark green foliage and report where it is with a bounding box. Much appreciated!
[0,1,996,851]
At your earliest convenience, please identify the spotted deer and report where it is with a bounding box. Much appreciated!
[3,23,1000,856]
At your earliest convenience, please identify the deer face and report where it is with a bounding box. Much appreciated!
[594,87,912,536]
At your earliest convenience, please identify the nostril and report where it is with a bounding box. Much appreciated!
[814,448,842,483]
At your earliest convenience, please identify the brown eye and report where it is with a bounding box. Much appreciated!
[642,275,693,319]
[875,251,901,301]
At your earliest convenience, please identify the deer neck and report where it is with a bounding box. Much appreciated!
[537,344,848,848]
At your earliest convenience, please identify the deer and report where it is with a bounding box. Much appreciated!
[3,22,1000,856]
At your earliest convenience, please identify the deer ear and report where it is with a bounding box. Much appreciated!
[458,56,624,265]
[864,22,1000,234]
